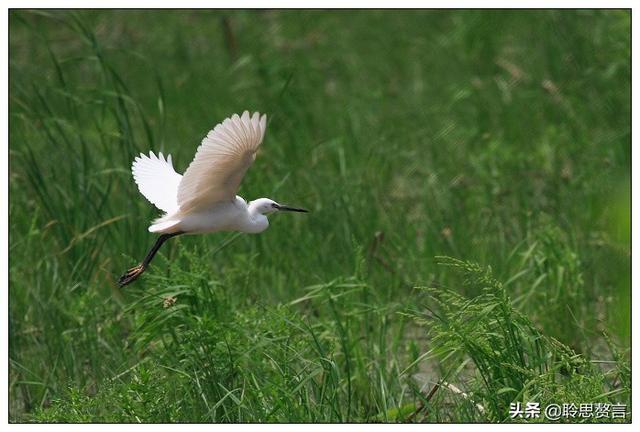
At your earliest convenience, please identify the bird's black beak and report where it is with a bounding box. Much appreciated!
[274,204,309,213]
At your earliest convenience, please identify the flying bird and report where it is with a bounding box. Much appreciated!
[118,111,308,286]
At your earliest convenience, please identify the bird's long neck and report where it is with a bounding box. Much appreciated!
[246,200,266,224]
[247,200,261,218]
[245,199,269,233]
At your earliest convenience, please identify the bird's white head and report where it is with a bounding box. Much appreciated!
[249,198,309,215]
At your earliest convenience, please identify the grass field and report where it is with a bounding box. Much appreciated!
[9,10,630,423]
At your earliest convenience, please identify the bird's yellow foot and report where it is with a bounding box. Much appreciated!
[118,264,146,287]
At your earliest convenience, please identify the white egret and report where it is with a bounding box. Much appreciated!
[118,111,308,286]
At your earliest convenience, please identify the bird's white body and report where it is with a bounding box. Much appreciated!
[161,196,268,235]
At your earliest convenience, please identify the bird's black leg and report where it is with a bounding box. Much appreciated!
[118,232,182,287]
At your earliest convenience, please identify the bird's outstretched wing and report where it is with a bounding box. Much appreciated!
[132,151,183,213]
[177,111,267,213]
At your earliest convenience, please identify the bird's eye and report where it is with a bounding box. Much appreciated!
[271,203,277,208]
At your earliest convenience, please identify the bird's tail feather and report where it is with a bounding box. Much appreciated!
[148,216,181,233]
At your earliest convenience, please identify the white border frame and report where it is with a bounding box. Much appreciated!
[2,3,636,430]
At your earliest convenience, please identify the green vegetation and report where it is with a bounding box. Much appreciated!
[9,10,630,422]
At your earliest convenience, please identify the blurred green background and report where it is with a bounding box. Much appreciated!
[9,10,630,422]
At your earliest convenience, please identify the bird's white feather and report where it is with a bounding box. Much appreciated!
[148,218,181,233]
[132,151,182,213]
[176,111,267,213]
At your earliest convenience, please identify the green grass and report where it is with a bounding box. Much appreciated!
[9,10,630,422]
